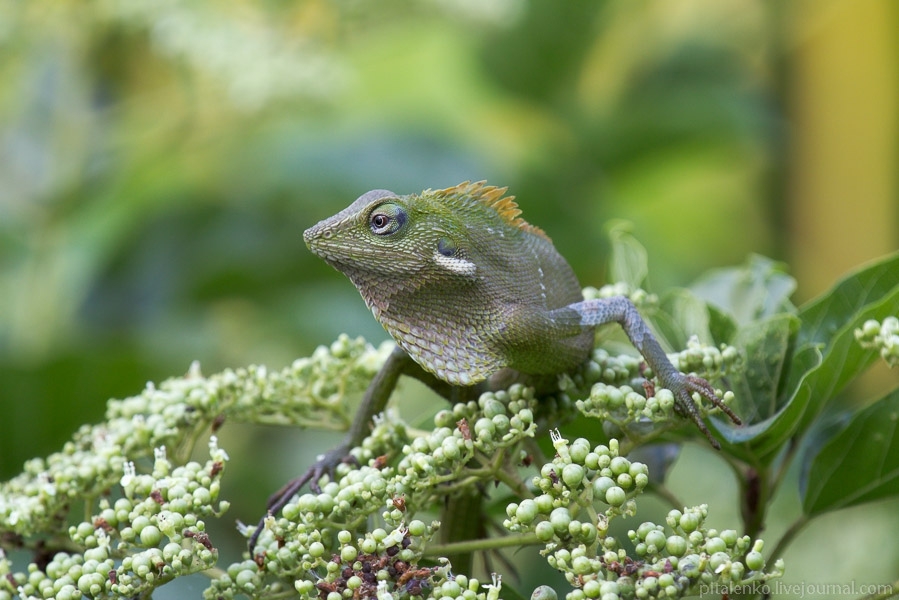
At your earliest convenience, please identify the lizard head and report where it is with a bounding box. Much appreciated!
[304,182,532,286]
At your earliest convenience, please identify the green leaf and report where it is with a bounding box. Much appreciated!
[654,288,714,350]
[607,222,648,289]
[726,313,800,423]
[690,255,795,326]
[717,253,899,463]
[797,251,899,348]
[802,389,899,516]
[706,303,738,346]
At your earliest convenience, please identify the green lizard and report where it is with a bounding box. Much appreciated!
[251,181,740,551]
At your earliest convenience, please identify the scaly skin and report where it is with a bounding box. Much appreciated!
[250,181,741,553]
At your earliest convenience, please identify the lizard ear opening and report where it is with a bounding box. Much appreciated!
[433,238,476,277]
[437,237,457,257]
[369,202,407,236]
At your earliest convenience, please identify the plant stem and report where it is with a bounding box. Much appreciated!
[423,532,542,557]
[766,514,809,565]
[648,483,683,511]
[742,464,770,541]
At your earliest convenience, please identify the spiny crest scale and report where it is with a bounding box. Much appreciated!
[429,181,549,241]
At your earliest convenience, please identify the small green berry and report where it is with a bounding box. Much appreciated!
[535,521,555,542]
[535,494,554,514]
[531,584,558,600]
[665,535,687,557]
[562,464,585,488]
[550,507,572,534]
[705,537,726,554]
[583,579,601,598]
[709,552,730,571]
[516,499,539,525]
[746,551,765,571]
[235,569,258,590]
[605,486,626,507]
[569,439,591,464]
[609,457,630,476]
[644,530,666,553]
[139,525,162,547]
[678,512,699,533]
[580,523,598,545]
[616,473,633,490]
[408,519,426,536]
[720,529,738,547]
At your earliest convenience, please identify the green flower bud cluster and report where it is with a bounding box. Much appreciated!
[575,359,735,446]
[403,384,536,481]
[582,285,657,309]
[0,332,778,600]
[227,387,536,598]
[578,350,645,388]
[0,335,386,543]
[1,548,116,600]
[211,520,504,600]
[664,337,741,381]
[1,438,228,600]
[346,413,412,479]
[855,317,899,367]
[504,436,783,600]
[505,436,645,545]
[432,572,503,600]
[558,334,738,448]
[611,506,783,599]
[220,335,391,427]
[245,417,412,558]
[577,382,676,427]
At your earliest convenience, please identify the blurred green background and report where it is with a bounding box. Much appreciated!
[2,0,898,597]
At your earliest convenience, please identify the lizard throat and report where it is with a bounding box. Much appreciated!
[350,277,506,386]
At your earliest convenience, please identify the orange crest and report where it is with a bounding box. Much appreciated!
[431,181,550,241]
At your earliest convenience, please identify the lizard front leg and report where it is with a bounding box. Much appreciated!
[248,345,413,552]
[549,296,742,449]
[248,345,478,553]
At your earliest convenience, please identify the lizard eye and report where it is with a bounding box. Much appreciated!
[369,203,406,235]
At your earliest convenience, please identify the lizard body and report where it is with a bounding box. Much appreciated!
[303,182,592,384]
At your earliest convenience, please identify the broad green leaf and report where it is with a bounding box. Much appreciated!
[718,254,899,463]
[717,344,820,454]
[607,222,649,290]
[654,288,714,350]
[722,294,896,461]
[706,303,738,347]
[690,255,795,326]
[802,389,899,516]
[726,313,799,423]
[797,251,899,348]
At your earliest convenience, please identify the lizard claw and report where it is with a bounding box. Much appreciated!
[248,443,356,553]
[665,374,742,450]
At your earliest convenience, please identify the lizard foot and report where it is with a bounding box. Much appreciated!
[247,443,355,553]
[666,374,742,450]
